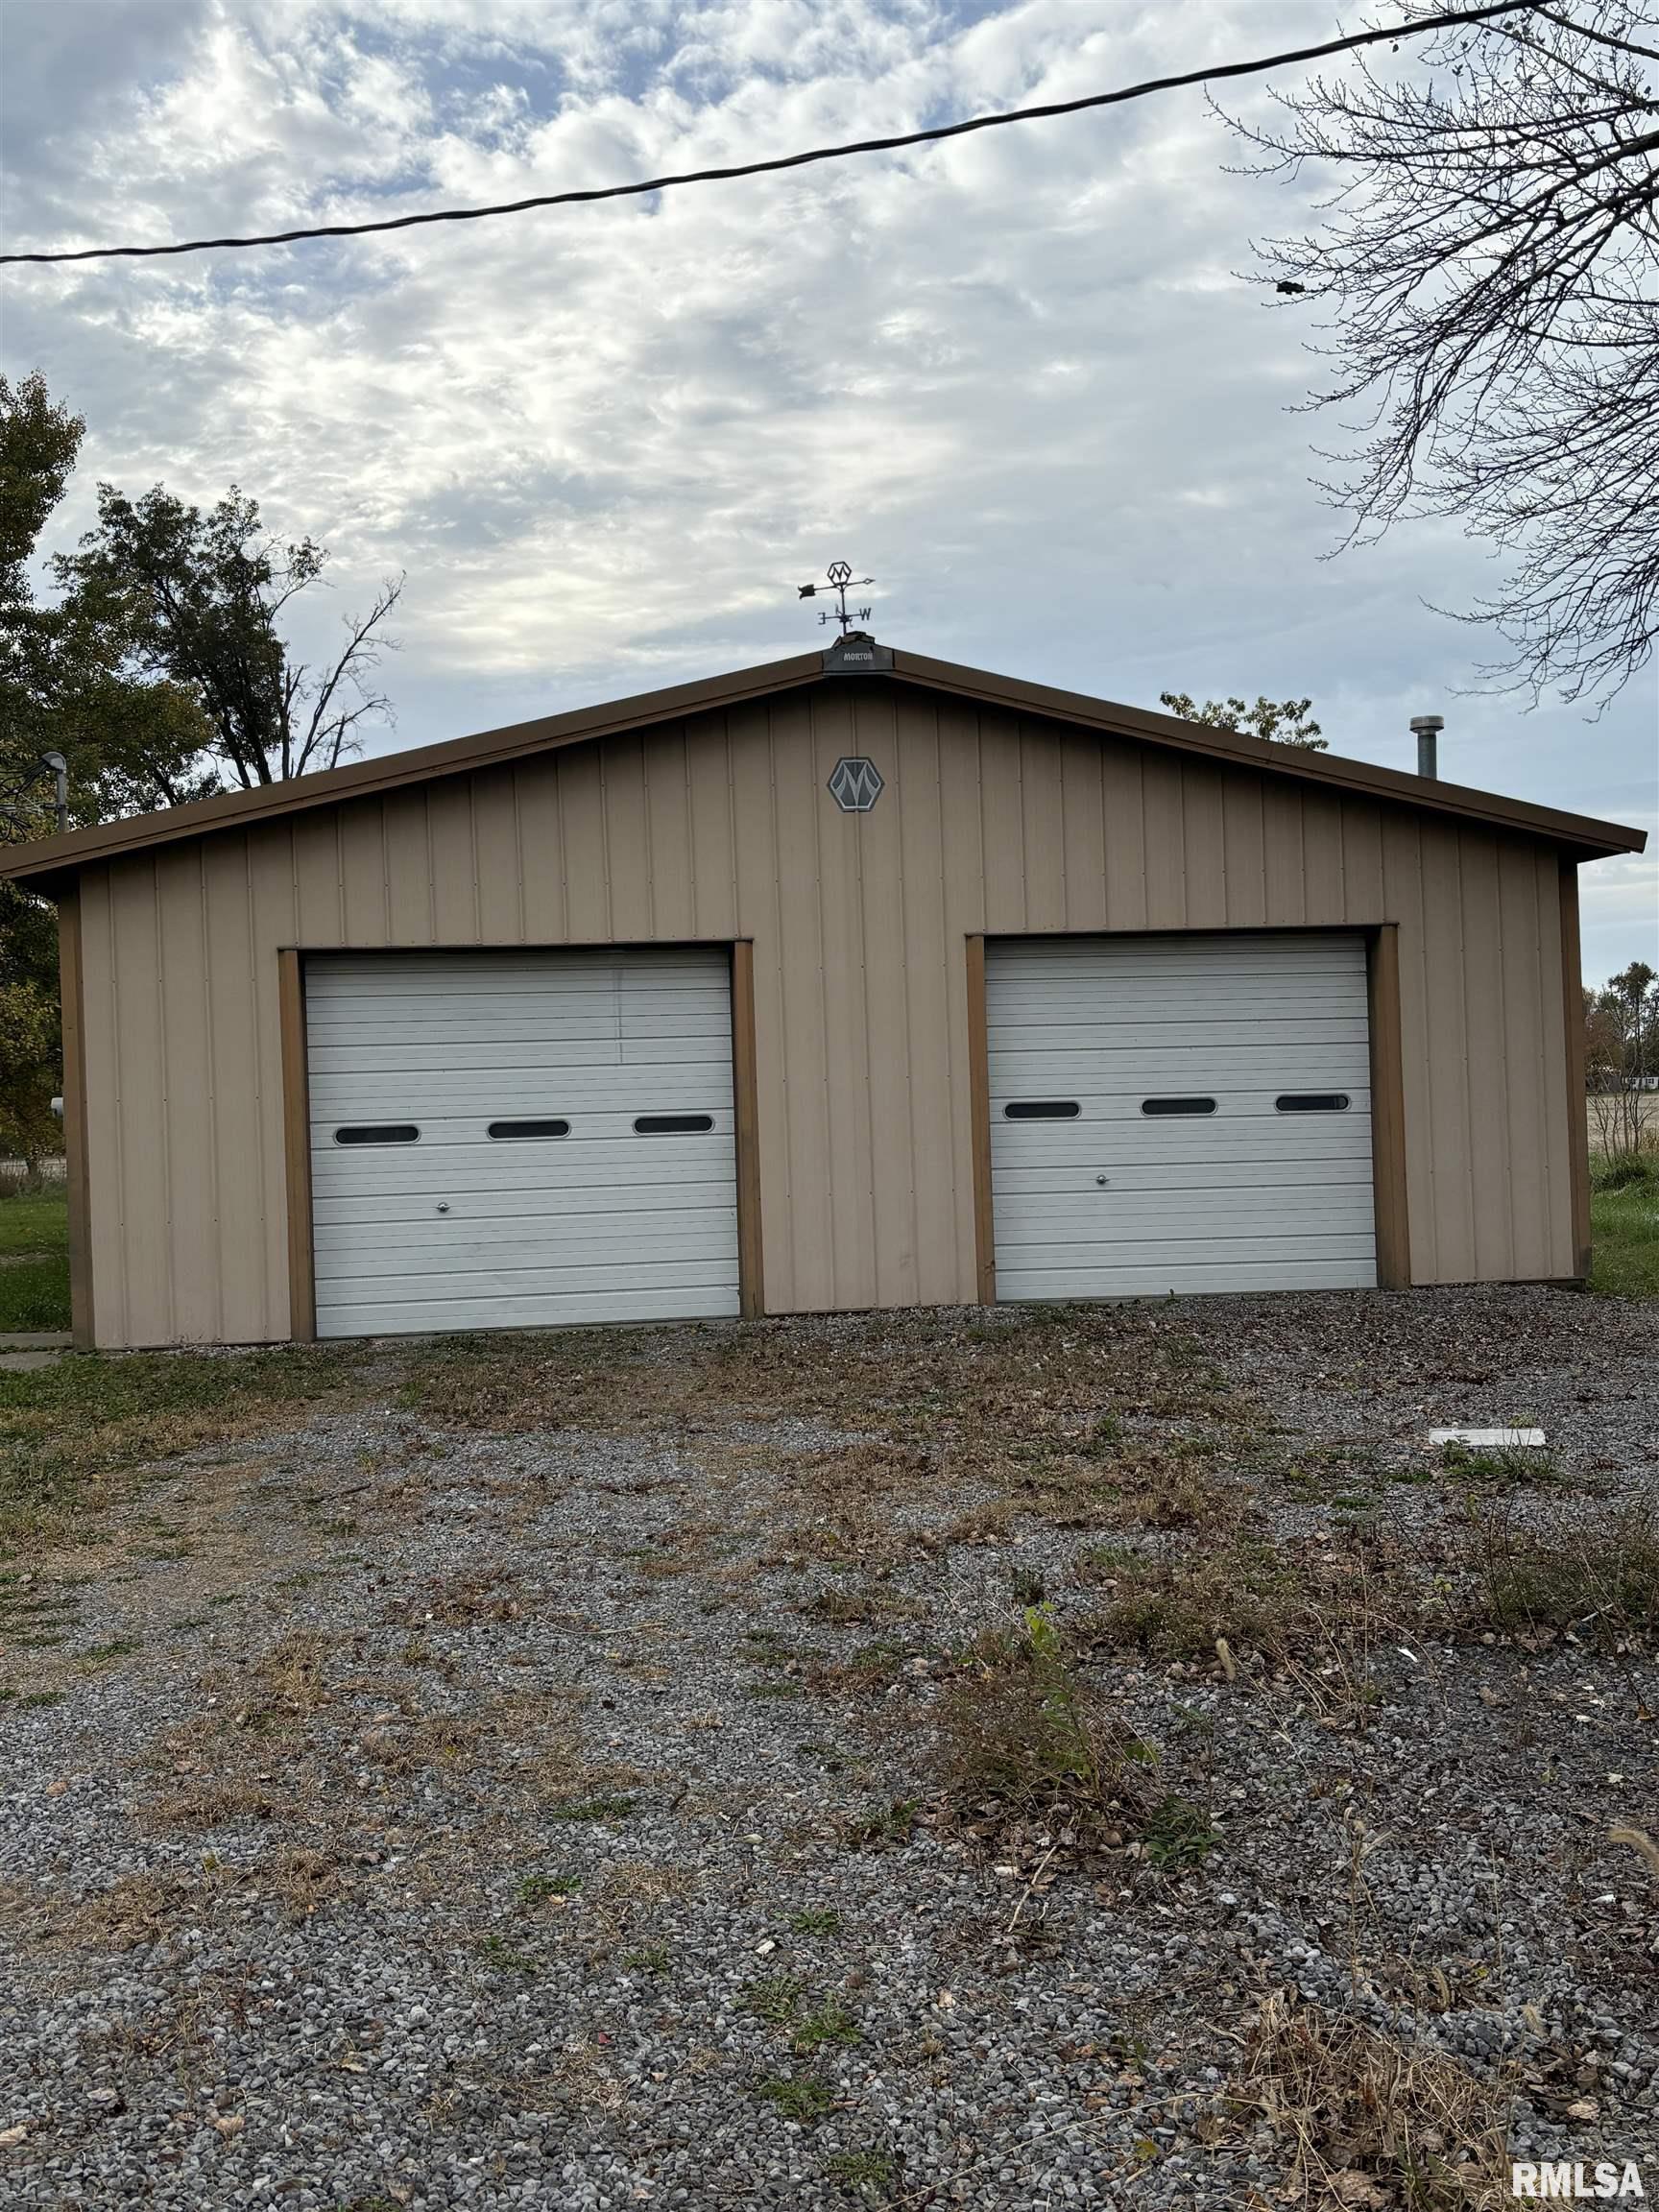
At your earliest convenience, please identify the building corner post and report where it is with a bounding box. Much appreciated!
[58,883,96,1351]
[1558,861,1593,1282]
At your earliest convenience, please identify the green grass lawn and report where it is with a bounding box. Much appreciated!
[0,1187,72,1333]
[1590,1164,1659,1300]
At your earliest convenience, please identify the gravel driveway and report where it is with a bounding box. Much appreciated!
[1,1285,1656,2210]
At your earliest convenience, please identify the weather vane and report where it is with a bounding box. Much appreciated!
[798,558,874,637]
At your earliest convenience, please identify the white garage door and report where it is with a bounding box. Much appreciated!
[986,932,1377,1299]
[306,948,740,1336]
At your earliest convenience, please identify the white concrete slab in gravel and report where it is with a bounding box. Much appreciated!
[1430,1427,1547,1448]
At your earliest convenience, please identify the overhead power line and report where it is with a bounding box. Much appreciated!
[0,2,1542,269]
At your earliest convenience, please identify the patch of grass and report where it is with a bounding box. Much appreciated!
[622,1943,670,1974]
[823,2149,900,2200]
[0,1340,365,1551]
[1082,1410,1122,1455]
[1590,1164,1659,1299]
[476,1933,539,1975]
[1085,1536,1307,1663]
[789,1908,843,1936]
[1009,1563,1046,1606]
[742,1972,805,2025]
[792,1996,861,2054]
[757,2073,833,2124]
[0,1251,71,1333]
[546,1793,637,1823]
[842,1796,920,1850]
[1140,1793,1219,1872]
[517,1872,582,1904]
[935,1603,1150,1839]
[1463,1504,1659,1649]
[0,1189,69,1257]
[1440,1440,1559,1490]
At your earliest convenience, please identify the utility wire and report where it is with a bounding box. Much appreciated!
[0,1,1543,268]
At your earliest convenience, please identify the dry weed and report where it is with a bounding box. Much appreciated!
[1240,1988,1516,2209]
[1461,1505,1659,1650]
[391,1572,525,1628]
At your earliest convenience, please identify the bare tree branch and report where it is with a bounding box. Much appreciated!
[1222,0,1659,707]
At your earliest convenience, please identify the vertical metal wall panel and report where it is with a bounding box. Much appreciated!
[812,687,878,1309]
[472,767,523,947]
[855,686,921,1306]
[204,836,267,1344]
[383,789,431,943]
[1459,830,1512,1280]
[1142,756,1187,930]
[1101,743,1149,932]
[68,680,1586,1344]
[1496,840,1551,1279]
[156,846,219,1342]
[1220,773,1267,929]
[340,801,388,946]
[1535,846,1576,1273]
[896,699,965,1302]
[1181,765,1227,930]
[1058,732,1109,935]
[248,824,298,1339]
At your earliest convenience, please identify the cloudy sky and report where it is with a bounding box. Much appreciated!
[2,0,1653,981]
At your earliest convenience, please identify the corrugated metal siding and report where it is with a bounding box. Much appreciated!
[72,682,1579,1345]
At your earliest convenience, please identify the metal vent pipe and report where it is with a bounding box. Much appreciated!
[1410,713,1444,780]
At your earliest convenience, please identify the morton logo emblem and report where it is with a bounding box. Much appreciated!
[828,757,884,813]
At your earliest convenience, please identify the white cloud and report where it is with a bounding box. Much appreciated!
[2,0,1653,975]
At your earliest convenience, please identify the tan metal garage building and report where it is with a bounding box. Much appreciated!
[7,637,1645,1350]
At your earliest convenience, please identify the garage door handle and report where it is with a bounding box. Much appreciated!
[1095,1175,1109,1187]
[436,1202,450,1214]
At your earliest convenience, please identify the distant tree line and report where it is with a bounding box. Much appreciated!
[1586,961,1657,1168]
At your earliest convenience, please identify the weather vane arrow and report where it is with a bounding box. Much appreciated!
[797,558,875,637]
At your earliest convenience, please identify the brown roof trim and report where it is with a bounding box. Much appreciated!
[0,650,826,886]
[1,642,1644,886]
[885,649,1647,859]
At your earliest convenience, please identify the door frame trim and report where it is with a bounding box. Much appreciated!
[730,939,765,1318]
[58,883,97,1350]
[1557,861,1592,1281]
[966,934,997,1304]
[277,949,317,1342]
[1364,923,1411,1289]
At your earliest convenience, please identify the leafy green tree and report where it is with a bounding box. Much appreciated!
[0,373,207,827]
[1158,691,1328,750]
[55,485,402,789]
[0,372,84,1169]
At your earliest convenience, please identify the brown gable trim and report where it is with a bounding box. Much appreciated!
[1,643,1644,887]
[0,651,826,886]
[885,650,1647,860]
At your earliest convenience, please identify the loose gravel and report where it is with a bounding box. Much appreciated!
[1,1284,1655,2210]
